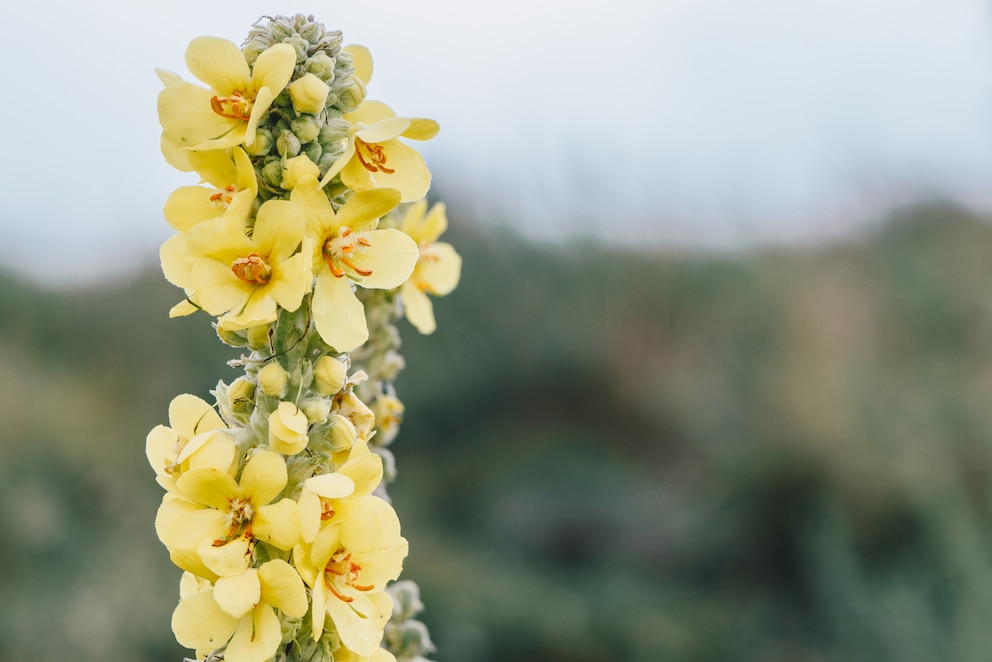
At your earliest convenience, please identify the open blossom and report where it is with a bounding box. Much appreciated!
[321,101,439,203]
[294,494,407,656]
[167,198,312,329]
[163,147,259,233]
[292,176,418,351]
[398,200,462,334]
[146,394,235,493]
[172,560,307,662]
[158,37,296,161]
[156,450,300,579]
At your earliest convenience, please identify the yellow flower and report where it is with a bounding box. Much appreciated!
[155,450,300,579]
[371,395,404,446]
[297,439,384,543]
[146,394,234,494]
[320,101,439,203]
[163,147,259,233]
[181,199,312,329]
[398,201,462,334]
[171,560,307,662]
[158,37,296,157]
[291,176,418,351]
[294,495,407,656]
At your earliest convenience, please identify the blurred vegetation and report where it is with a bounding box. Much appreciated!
[4,201,992,661]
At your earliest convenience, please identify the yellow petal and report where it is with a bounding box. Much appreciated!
[190,259,250,317]
[356,117,411,144]
[401,280,435,335]
[145,424,178,477]
[347,100,397,126]
[344,44,373,85]
[160,233,193,289]
[214,569,261,618]
[159,82,239,149]
[240,450,288,505]
[177,468,240,509]
[258,559,308,618]
[250,43,297,97]
[169,393,224,438]
[186,37,250,95]
[164,186,225,233]
[253,498,300,550]
[199,536,252,578]
[172,590,239,650]
[252,199,306,261]
[336,188,401,233]
[266,250,312,314]
[348,229,419,289]
[341,139,431,203]
[420,202,448,243]
[312,271,368,352]
[338,450,383,497]
[418,242,462,295]
[225,605,282,662]
[402,118,440,141]
[181,431,237,473]
[169,299,199,318]
[325,590,392,656]
[298,487,322,544]
[305,472,356,499]
[291,175,339,239]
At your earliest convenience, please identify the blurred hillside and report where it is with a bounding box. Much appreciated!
[3,202,992,661]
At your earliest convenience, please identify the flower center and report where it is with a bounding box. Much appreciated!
[231,254,272,284]
[322,228,374,280]
[214,496,255,546]
[210,90,253,121]
[354,138,395,174]
[210,184,238,207]
[323,549,374,603]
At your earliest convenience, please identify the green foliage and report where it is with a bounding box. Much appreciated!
[3,201,992,660]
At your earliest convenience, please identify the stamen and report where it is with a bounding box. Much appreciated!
[357,237,372,247]
[354,138,396,174]
[210,91,252,121]
[340,257,373,277]
[231,254,272,284]
[325,577,354,603]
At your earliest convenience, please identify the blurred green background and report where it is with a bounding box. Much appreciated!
[4,200,992,661]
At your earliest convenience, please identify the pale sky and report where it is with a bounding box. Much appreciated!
[3,0,992,283]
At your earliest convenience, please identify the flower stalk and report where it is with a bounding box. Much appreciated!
[150,14,459,662]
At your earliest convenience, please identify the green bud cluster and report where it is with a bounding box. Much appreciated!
[385,581,437,661]
[240,14,366,200]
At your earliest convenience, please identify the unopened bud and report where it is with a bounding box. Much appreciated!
[289,74,331,115]
[302,141,322,164]
[227,377,256,413]
[282,155,320,190]
[276,130,302,158]
[246,127,274,156]
[291,114,322,143]
[285,34,309,61]
[268,402,310,455]
[306,52,336,80]
[261,158,284,188]
[326,414,356,452]
[313,356,347,395]
[246,324,271,350]
[300,397,332,423]
[257,362,289,397]
[338,79,366,112]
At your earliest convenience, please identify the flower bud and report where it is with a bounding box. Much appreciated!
[313,356,347,394]
[337,78,366,112]
[289,74,331,114]
[306,52,336,79]
[291,114,322,143]
[282,154,320,190]
[388,581,425,621]
[227,377,256,413]
[300,397,332,423]
[277,130,302,158]
[257,362,289,397]
[268,402,310,455]
[215,324,249,347]
[246,127,274,156]
[302,141,322,164]
[326,414,356,452]
[261,158,284,188]
[286,34,309,61]
[246,324,271,350]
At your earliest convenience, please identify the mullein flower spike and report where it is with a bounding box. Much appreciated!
[149,14,459,662]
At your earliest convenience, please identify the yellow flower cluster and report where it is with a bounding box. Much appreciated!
[148,14,452,662]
